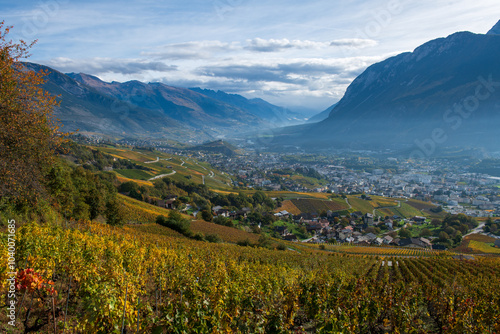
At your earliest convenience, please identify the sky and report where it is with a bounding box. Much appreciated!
[2,0,500,112]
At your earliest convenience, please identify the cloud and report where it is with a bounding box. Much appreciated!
[198,63,305,85]
[329,38,379,48]
[143,40,240,60]
[143,37,377,60]
[244,38,330,52]
[187,54,394,108]
[43,57,178,75]
[196,56,384,84]
[244,38,378,52]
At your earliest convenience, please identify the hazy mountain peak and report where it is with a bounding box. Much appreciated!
[270,26,500,153]
[487,19,500,35]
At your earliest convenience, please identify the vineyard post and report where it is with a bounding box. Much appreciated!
[155,285,158,317]
[136,293,141,333]
[52,294,57,334]
[23,292,35,329]
[121,284,128,334]
[63,276,72,334]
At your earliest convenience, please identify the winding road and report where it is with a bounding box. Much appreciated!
[464,222,486,237]
[148,170,176,181]
[345,197,352,209]
[144,157,159,164]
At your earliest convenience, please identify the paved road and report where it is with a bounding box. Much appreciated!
[345,198,352,209]
[464,222,486,237]
[148,170,176,181]
[144,157,159,164]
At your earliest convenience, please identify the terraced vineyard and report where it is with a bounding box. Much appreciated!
[2,221,499,333]
[455,233,498,254]
[406,198,448,217]
[288,198,349,214]
[468,240,500,254]
[321,244,453,257]
[276,200,302,215]
[455,233,500,254]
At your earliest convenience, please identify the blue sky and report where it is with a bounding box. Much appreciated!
[2,0,500,111]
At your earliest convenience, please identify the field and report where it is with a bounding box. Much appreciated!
[289,174,328,189]
[245,190,331,200]
[404,199,434,210]
[115,175,153,187]
[276,199,301,215]
[114,168,155,180]
[2,221,500,333]
[373,197,399,208]
[346,196,375,214]
[321,244,452,257]
[454,233,500,254]
[99,147,154,162]
[284,198,349,214]
[347,196,428,218]
[468,240,500,254]
[456,234,500,254]
[406,198,447,217]
[388,202,425,218]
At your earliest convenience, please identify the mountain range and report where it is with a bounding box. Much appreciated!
[23,20,500,154]
[23,63,303,143]
[268,20,500,155]
[189,87,307,125]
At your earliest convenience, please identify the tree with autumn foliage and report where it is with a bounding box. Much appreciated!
[0,21,65,207]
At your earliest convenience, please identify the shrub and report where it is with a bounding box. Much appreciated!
[192,232,205,241]
[277,243,287,251]
[156,211,191,235]
[205,234,222,243]
[237,238,253,247]
[201,210,213,222]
